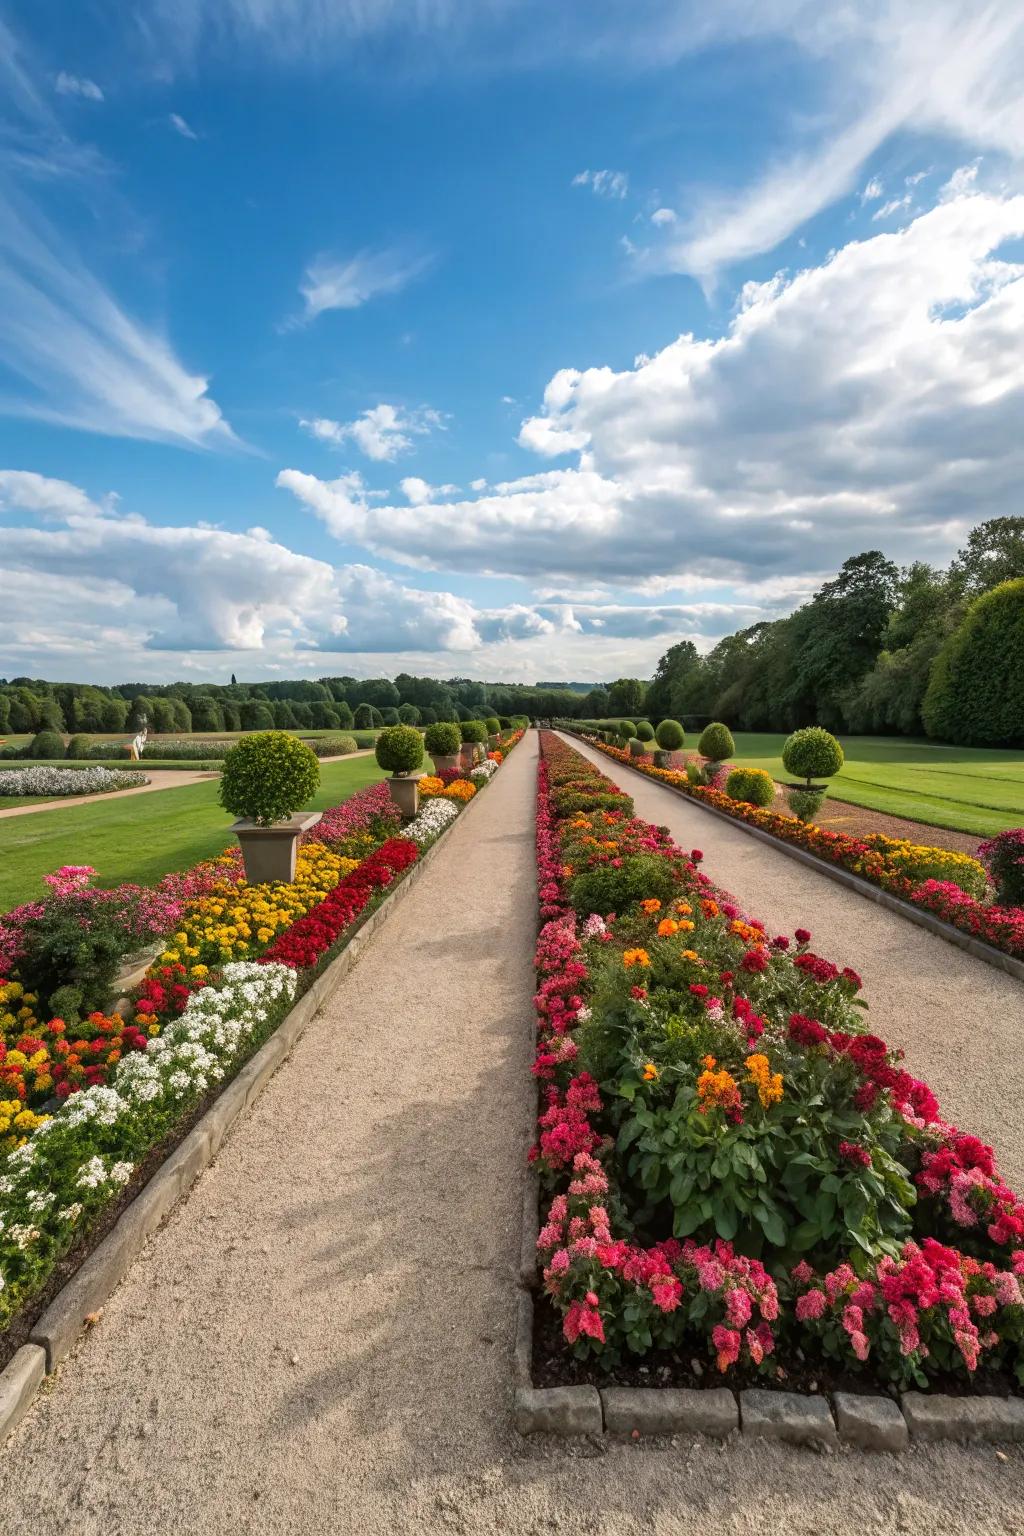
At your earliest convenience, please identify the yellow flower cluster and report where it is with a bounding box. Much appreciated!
[862,834,988,897]
[0,1097,48,1151]
[0,979,38,1036]
[156,842,359,971]
[745,1053,784,1109]
[443,780,477,802]
[623,948,650,969]
[417,776,445,798]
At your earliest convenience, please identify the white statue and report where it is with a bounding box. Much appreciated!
[130,716,148,762]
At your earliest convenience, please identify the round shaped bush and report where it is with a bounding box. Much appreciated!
[219,730,320,826]
[460,719,488,744]
[65,733,92,759]
[788,787,826,823]
[375,724,425,775]
[424,721,461,756]
[628,737,649,757]
[635,720,655,742]
[655,719,685,751]
[484,716,500,735]
[697,722,734,762]
[616,720,636,741]
[782,726,844,786]
[725,767,775,808]
[28,729,64,759]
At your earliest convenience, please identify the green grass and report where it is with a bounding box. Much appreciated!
[724,734,1024,837]
[0,757,388,911]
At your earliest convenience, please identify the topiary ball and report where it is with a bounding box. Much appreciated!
[28,729,65,759]
[616,720,636,741]
[782,726,844,786]
[424,721,461,756]
[635,720,655,741]
[655,719,685,751]
[461,719,488,744]
[375,724,425,775]
[698,722,735,762]
[65,734,92,760]
[725,767,775,808]
[484,716,500,734]
[219,730,320,826]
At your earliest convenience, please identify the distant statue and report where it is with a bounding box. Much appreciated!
[129,715,148,762]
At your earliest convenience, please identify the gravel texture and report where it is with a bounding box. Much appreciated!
[565,734,1024,1193]
[2,733,1023,1533]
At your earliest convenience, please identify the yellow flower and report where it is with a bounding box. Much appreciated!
[642,1062,658,1082]
[745,1053,784,1109]
[623,948,650,969]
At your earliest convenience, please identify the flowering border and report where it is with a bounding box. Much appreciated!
[566,732,1024,978]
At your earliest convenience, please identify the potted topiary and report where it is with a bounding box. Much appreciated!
[653,718,685,768]
[782,727,844,791]
[696,721,735,787]
[616,720,636,744]
[375,724,425,819]
[484,715,501,748]
[423,720,462,772]
[460,719,487,769]
[635,721,655,744]
[220,731,322,884]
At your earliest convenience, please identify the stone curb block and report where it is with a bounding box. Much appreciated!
[514,1386,602,1436]
[901,1393,1024,1442]
[0,1345,46,1444]
[602,1387,737,1438]
[740,1389,837,1447]
[513,1291,533,1388]
[564,733,1024,984]
[5,762,508,1432]
[833,1393,909,1452]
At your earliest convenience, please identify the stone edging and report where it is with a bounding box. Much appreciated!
[562,732,1024,985]
[0,778,496,1447]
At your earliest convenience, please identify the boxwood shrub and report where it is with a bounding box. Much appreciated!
[375,724,425,774]
[635,721,655,742]
[616,720,636,741]
[219,731,320,825]
[423,721,462,755]
[697,722,734,762]
[460,719,488,744]
[782,726,844,786]
[654,719,685,750]
[568,853,678,917]
[725,766,776,807]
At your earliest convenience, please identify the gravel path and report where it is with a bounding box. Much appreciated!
[561,734,1024,1192]
[2,733,1022,1534]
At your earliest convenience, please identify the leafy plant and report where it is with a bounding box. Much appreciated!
[697,722,734,762]
[978,827,1024,906]
[374,724,425,775]
[725,767,775,807]
[655,719,685,751]
[424,721,461,755]
[567,853,679,917]
[219,731,320,825]
[65,734,92,759]
[460,719,488,744]
[782,726,845,786]
[616,720,636,741]
[788,787,826,823]
[484,716,500,734]
[28,729,64,759]
[628,737,650,757]
[635,721,655,742]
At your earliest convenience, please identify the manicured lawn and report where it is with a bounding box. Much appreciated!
[726,733,1024,836]
[0,757,388,911]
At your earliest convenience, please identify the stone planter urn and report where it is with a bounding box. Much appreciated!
[430,752,461,773]
[459,743,477,772]
[387,772,422,821]
[487,734,501,751]
[232,811,322,885]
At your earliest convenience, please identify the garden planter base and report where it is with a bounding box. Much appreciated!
[430,753,461,773]
[387,773,422,821]
[232,811,322,884]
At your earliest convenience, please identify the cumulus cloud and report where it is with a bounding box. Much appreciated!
[572,168,629,199]
[279,190,1024,587]
[300,403,443,462]
[292,247,432,325]
[400,475,458,504]
[55,72,104,101]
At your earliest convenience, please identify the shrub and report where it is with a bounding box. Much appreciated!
[424,721,462,756]
[922,578,1024,746]
[788,787,826,823]
[511,714,530,729]
[725,767,775,807]
[65,733,92,759]
[398,703,421,725]
[697,722,734,762]
[379,707,401,726]
[460,719,488,744]
[551,788,635,817]
[498,715,513,729]
[353,703,375,730]
[635,720,655,742]
[28,729,65,759]
[219,731,320,825]
[978,828,1024,906]
[616,720,636,741]
[374,724,425,775]
[142,739,233,760]
[484,716,500,734]
[309,734,358,757]
[782,726,845,786]
[567,853,678,918]
[685,762,703,787]
[655,719,685,751]
[628,737,649,756]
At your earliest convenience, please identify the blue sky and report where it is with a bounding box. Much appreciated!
[1,1,1023,685]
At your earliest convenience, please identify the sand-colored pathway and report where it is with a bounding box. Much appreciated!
[2,733,1022,1535]
[559,733,1024,1192]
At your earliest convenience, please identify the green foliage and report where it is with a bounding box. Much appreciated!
[374,724,425,774]
[782,726,845,785]
[635,720,655,741]
[607,677,646,716]
[788,787,826,823]
[29,729,65,759]
[484,716,500,734]
[685,762,703,787]
[725,767,775,807]
[353,703,375,730]
[309,734,358,757]
[15,904,130,1015]
[424,721,462,755]
[628,737,649,756]
[65,734,92,759]
[398,703,421,725]
[616,720,636,741]
[922,579,1024,746]
[460,719,488,744]
[568,853,679,918]
[219,731,320,825]
[654,719,685,750]
[379,707,401,726]
[697,722,734,762]
[979,828,1024,906]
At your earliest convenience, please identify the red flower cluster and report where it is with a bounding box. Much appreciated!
[134,963,199,1024]
[259,838,419,970]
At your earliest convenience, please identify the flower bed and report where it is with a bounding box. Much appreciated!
[531,732,1024,1395]
[576,734,1024,962]
[0,766,149,797]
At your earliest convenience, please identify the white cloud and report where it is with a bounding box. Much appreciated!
[55,71,104,101]
[279,191,1024,589]
[861,177,884,202]
[299,403,443,462]
[872,194,912,220]
[168,112,199,140]
[573,168,629,199]
[650,207,677,226]
[293,247,432,325]
[400,476,458,505]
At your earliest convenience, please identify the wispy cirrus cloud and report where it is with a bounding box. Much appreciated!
[572,168,629,199]
[168,111,199,140]
[290,246,433,327]
[55,71,104,102]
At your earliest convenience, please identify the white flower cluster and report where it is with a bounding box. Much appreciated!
[470,760,498,781]
[0,765,149,797]
[405,797,459,846]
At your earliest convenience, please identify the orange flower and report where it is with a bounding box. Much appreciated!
[697,1063,742,1117]
[701,899,720,919]
[681,949,701,963]
[640,898,662,914]
[676,919,695,933]
[642,1062,658,1082]
[623,948,651,969]
[674,902,693,916]
[657,918,679,937]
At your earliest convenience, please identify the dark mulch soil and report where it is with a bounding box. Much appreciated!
[530,1290,1019,1401]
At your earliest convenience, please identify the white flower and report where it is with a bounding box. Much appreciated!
[9,1224,40,1249]
[110,1162,133,1185]
[0,765,148,797]
[58,1203,83,1224]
